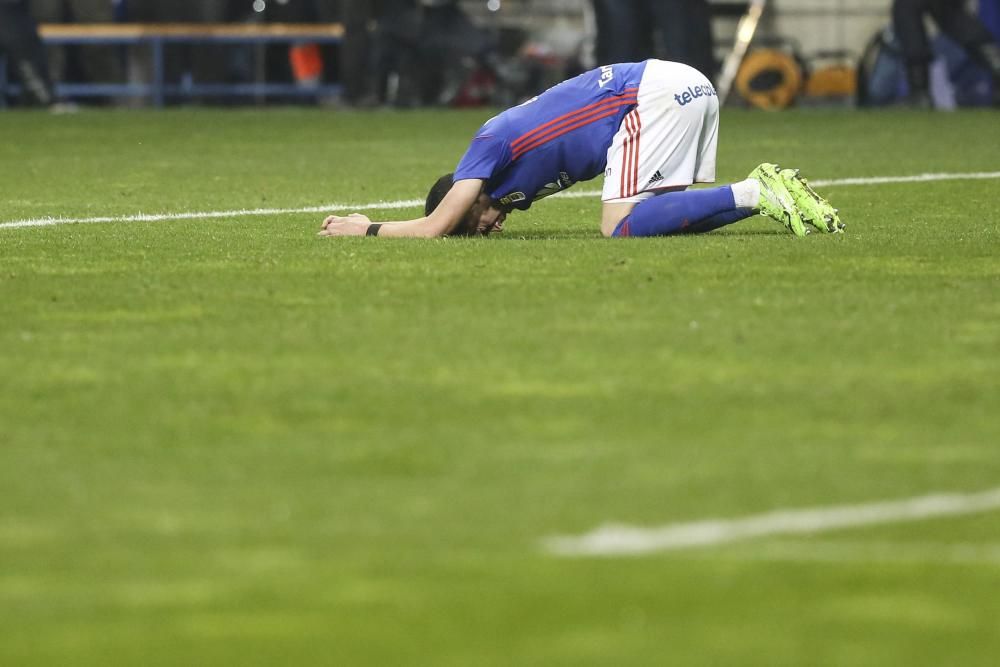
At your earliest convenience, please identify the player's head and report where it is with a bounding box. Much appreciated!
[425,173,508,236]
[425,174,455,217]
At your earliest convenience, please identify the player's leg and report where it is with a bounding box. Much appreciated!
[604,184,756,237]
[340,0,376,105]
[683,209,757,234]
[892,0,935,107]
[602,60,735,235]
[603,170,824,238]
[604,164,822,238]
[0,0,54,106]
[603,60,775,238]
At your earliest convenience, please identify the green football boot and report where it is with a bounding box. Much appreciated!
[748,163,807,237]
[779,168,844,233]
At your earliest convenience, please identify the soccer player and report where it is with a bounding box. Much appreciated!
[319,60,842,239]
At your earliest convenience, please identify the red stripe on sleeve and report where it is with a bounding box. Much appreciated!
[510,98,637,160]
[511,88,639,150]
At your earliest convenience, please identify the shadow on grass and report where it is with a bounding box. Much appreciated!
[478,228,789,241]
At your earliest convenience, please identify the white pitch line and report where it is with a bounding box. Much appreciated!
[2,171,1000,231]
[811,171,1000,188]
[0,199,424,230]
[544,487,1000,557]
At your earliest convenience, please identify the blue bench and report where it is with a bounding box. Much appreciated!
[0,22,344,108]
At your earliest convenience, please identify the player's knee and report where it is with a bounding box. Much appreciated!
[601,201,635,237]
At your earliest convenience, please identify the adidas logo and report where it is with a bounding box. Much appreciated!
[646,170,664,186]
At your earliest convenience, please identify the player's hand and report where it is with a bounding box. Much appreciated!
[318,213,372,237]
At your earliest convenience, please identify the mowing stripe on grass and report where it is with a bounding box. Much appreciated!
[544,486,1000,557]
[2,170,1000,230]
[718,540,1000,566]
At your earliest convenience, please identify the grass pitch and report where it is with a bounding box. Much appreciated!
[1,107,999,665]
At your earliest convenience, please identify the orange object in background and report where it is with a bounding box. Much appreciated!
[290,43,324,86]
[806,65,858,98]
[736,48,804,110]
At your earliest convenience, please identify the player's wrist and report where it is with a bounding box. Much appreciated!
[365,223,383,237]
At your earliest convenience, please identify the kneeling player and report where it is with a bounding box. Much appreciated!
[319,60,842,239]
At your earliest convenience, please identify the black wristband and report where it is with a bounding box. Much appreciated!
[365,223,383,237]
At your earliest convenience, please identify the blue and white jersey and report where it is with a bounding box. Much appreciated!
[453,62,649,210]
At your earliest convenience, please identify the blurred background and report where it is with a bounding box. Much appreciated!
[1,0,999,110]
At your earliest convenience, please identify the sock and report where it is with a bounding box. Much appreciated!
[683,208,755,234]
[612,185,748,237]
[729,178,760,209]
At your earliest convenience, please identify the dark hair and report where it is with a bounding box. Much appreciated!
[425,173,455,216]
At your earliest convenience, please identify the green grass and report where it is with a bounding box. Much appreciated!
[1,107,999,665]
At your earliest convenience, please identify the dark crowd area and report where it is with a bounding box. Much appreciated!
[2,0,999,110]
[0,0,724,108]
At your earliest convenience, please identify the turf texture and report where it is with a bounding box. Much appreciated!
[1,108,999,665]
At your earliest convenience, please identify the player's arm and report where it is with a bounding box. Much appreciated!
[318,179,483,238]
